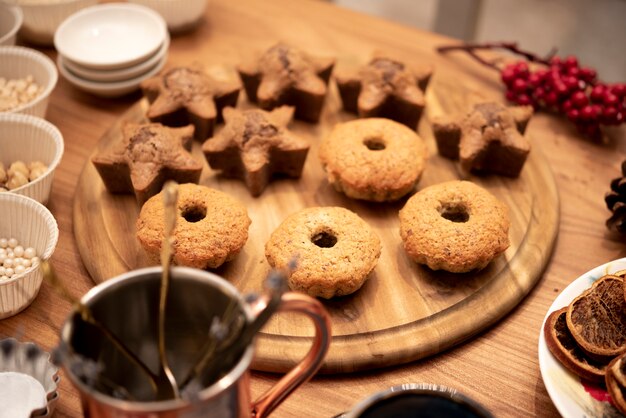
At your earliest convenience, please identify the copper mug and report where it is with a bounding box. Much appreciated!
[60,266,331,417]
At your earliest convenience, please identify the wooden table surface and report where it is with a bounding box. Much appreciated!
[2,0,625,416]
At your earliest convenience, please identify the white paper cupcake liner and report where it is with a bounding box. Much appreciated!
[0,193,58,318]
[16,0,98,45]
[0,46,58,118]
[0,338,60,416]
[0,113,64,205]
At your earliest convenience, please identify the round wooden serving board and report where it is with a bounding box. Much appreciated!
[74,77,559,374]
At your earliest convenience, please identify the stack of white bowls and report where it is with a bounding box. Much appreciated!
[54,3,168,98]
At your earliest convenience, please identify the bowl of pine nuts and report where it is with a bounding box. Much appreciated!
[0,192,58,318]
[0,113,64,205]
[0,46,58,118]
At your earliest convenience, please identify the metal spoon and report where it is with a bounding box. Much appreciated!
[155,181,180,400]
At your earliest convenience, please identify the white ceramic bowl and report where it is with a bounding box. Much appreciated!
[54,3,167,70]
[0,46,58,118]
[0,5,23,46]
[0,338,60,416]
[0,193,58,319]
[0,113,64,205]
[16,0,98,45]
[128,0,208,32]
[59,33,170,82]
[57,47,167,97]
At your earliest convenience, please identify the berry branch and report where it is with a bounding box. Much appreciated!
[437,42,625,141]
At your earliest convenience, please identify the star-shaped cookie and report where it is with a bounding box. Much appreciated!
[141,65,241,141]
[335,54,433,130]
[237,43,335,123]
[433,102,533,177]
[92,122,203,205]
[202,106,309,196]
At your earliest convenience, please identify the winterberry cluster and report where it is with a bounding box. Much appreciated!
[501,56,626,141]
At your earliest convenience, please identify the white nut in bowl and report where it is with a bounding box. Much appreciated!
[0,46,58,118]
[0,193,58,319]
[0,113,64,205]
[128,0,208,33]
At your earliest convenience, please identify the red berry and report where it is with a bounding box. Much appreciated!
[517,93,532,105]
[514,61,529,76]
[590,84,606,102]
[512,78,528,93]
[579,67,597,83]
[567,66,580,78]
[534,86,546,100]
[505,90,516,102]
[554,82,569,96]
[602,106,619,124]
[550,56,562,67]
[545,91,559,106]
[604,93,620,106]
[564,55,579,68]
[501,68,516,86]
[528,73,542,87]
[561,99,573,112]
[567,109,580,121]
[611,83,626,98]
[571,91,588,108]
[563,76,580,90]
[580,105,597,121]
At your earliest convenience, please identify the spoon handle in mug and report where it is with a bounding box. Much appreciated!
[250,292,332,418]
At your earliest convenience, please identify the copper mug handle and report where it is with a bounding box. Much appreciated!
[246,292,331,418]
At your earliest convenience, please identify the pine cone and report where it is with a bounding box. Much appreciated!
[606,160,626,233]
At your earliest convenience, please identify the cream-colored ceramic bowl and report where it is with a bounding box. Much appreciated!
[0,5,23,46]
[17,0,97,45]
[0,46,58,118]
[128,0,208,32]
[0,193,58,319]
[0,113,64,205]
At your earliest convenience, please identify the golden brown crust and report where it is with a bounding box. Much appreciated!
[237,43,334,123]
[92,123,202,205]
[140,64,241,141]
[202,106,309,197]
[265,207,381,299]
[319,118,427,202]
[136,183,250,269]
[335,55,432,130]
[399,180,510,273]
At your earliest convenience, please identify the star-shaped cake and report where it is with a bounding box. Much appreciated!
[141,65,241,141]
[202,106,309,196]
[237,43,334,123]
[92,122,203,205]
[433,102,533,177]
[335,54,433,130]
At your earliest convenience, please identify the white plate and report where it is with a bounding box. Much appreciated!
[57,51,167,98]
[59,34,169,82]
[54,3,167,70]
[538,257,626,418]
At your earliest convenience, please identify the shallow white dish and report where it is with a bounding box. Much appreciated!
[0,5,23,46]
[59,34,169,82]
[54,3,167,70]
[538,257,626,418]
[57,50,167,97]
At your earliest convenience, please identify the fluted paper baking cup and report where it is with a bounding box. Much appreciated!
[0,46,58,118]
[0,193,58,318]
[0,113,64,205]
